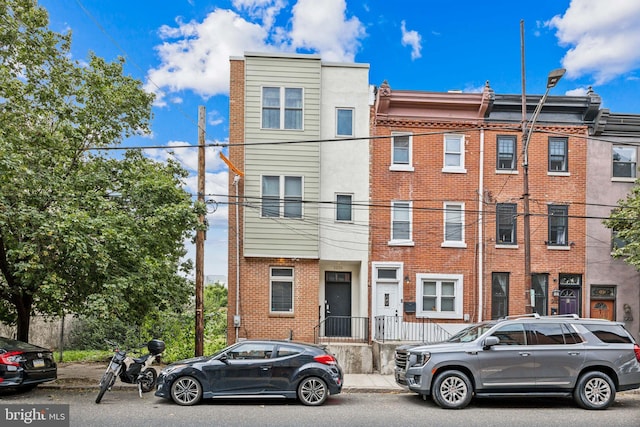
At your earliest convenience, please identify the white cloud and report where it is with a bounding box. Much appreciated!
[232,0,287,29]
[547,0,640,84]
[400,20,422,60]
[289,0,366,62]
[564,87,589,97]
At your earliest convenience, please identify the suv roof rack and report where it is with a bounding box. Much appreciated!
[499,313,580,321]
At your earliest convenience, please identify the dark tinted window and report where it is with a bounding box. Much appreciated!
[561,323,583,344]
[491,323,526,345]
[530,323,582,345]
[584,324,632,344]
[276,345,301,357]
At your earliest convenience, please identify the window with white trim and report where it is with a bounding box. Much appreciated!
[548,137,568,172]
[262,87,303,130]
[270,267,293,313]
[391,133,413,170]
[612,146,636,178]
[416,273,463,319]
[497,135,517,170]
[261,175,303,218]
[443,134,465,172]
[336,108,354,137]
[391,201,412,243]
[336,194,352,222]
[496,203,517,244]
[443,202,465,246]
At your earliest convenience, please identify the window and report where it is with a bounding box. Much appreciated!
[548,137,568,172]
[261,176,302,218]
[496,203,517,244]
[336,194,352,222]
[530,323,582,345]
[491,273,509,319]
[270,267,293,313]
[262,87,303,130]
[532,273,548,315]
[548,205,568,246]
[612,229,628,251]
[443,134,465,172]
[336,108,354,137]
[490,323,526,345]
[612,146,636,178]
[227,342,276,360]
[497,135,517,170]
[443,202,465,246]
[416,274,463,319]
[391,133,412,169]
[391,201,412,243]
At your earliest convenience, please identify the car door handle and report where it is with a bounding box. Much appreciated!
[260,366,272,371]
[568,352,580,356]
[518,352,531,357]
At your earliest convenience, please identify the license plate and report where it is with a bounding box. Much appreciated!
[33,359,45,368]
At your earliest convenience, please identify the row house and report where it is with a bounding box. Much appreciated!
[227,53,371,345]
[587,110,640,338]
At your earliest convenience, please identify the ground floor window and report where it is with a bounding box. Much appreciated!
[492,272,509,319]
[270,267,293,313]
[416,273,463,319]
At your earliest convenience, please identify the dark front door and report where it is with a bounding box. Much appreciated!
[558,288,580,316]
[325,272,351,337]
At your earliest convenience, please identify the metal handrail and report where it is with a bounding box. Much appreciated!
[374,315,452,343]
[313,316,369,344]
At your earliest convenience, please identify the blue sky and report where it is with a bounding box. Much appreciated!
[38,0,640,278]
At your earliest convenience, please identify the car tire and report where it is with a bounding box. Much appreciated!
[297,376,328,406]
[573,371,616,410]
[170,376,202,406]
[431,370,473,409]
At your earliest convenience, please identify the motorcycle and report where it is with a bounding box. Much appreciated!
[95,338,165,404]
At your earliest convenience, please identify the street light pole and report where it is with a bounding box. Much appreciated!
[522,68,565,313]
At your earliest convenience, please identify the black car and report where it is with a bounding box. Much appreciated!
[155,340,343,406]
[0,336,57,390]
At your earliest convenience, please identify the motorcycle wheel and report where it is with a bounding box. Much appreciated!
[95,371,115,404]
[139,368,157,393]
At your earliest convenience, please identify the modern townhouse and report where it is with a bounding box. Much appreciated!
[226,53,371,349]
[588,110,640,339]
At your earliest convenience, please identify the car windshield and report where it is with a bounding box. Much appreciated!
[446,323,495,343]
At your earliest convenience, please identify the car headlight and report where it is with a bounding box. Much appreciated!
[409,352,431,367]
[161,364,186,375]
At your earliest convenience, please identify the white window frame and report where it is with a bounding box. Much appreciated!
[270,267,294,313]
[416,273,464,319]
[442,202,466,248]
[612,145,637,180]
[335,193,353,222]
[336,108,354,137]
[390,132,414,171]
[260,175,303,219]
[442,134,466,173]
[389,201,413,246]
[261,86,303,130]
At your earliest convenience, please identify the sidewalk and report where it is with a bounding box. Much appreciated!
[43,362,406,393]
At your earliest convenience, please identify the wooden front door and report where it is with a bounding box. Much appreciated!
[591,300,615,321]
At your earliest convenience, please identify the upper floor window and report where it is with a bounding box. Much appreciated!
[443,134,465,173]
[391,133,413,170]
[548,137,568,172]
[390,201,412,243]
[336,194,353,222]
[497,135,517,170]
[336,108,354,137]
[496,203,517,244]
[270,267,293,313]
[443,202,465,247]
[261,175,303,218]
[548,205,568,246]
[612,146,637,178]
[416,273,464,319]
[262,87,303,130]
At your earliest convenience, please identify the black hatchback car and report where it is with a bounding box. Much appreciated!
[0,336,57,390]
[155,340,343,406]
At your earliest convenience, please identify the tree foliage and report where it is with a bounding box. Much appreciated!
[0,0,200,341]
[603,185,640,269]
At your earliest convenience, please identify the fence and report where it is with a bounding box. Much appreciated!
[374,315,451,343]
[313,316,369,344]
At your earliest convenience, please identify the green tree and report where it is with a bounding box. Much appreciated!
[0,0,200,341]
[604,186,640,268]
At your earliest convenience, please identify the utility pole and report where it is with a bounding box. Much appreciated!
[195,105,205,356]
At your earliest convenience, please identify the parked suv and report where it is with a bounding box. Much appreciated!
[395,314,640,410]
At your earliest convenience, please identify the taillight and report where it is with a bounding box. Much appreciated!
[0,351,24,367]
[634,344,640,363]
[314,354,337,365]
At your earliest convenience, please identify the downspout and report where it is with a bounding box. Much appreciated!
[477,129,485,322]
[234,174,241,342]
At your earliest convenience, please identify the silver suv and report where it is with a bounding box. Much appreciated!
[395,314,640,410]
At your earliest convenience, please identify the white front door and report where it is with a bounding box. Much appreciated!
[375,283,401,340]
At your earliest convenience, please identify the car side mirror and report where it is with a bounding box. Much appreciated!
[483,336,500,349]
[219,353,229,364]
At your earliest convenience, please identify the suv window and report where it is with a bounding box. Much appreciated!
[490,323,527,345]
[584,324,633,344]
[530,322,582,345]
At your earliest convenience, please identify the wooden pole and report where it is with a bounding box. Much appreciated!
[195,105,205,356]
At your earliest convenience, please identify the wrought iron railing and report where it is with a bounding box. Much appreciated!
[313,316,369,344]
[374,315,451,343]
